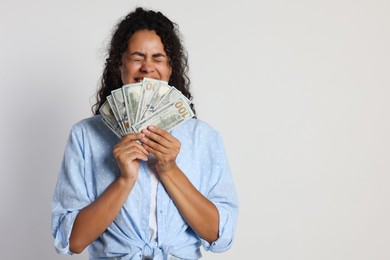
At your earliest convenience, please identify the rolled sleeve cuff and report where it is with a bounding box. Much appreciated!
[201,205,235,252]
[53,211,79,255]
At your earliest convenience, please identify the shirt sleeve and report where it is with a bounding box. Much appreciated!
[201,132,239,252]
[51,125,92,254]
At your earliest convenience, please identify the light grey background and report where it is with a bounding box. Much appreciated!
[1,0,389,259]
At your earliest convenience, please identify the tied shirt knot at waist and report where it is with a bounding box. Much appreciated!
[141,242,173,260]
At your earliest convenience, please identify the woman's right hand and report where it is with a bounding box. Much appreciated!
[70,132,148,254]
[113,133,149,181]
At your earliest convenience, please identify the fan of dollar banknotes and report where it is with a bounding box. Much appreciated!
[99,77,195,138]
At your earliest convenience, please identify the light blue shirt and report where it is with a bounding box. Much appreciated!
[51,115,238,260]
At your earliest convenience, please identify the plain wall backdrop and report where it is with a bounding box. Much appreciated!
[1,0,389,259]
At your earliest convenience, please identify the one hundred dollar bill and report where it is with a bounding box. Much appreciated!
[111,88,131,133]
[102,78,193,138]
[132,96,194,133]
[99,100,124,138]
[147,83,171,112]
[142,83,172,119]
[155,87,190,109]
[123,82,142,126]
[106,95,125,135]
[101,117,123,138]
[136,78,162,122]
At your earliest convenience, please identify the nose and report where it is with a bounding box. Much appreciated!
[140,59,155,74]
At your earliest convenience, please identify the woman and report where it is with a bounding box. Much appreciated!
[51,7,238,260]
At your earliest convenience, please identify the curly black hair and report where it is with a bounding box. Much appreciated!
[92,7,195,115]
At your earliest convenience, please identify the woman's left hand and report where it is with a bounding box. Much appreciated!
[140,126,181,174]
[141,125,219,243]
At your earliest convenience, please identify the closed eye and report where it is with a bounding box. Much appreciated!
[152,53,168,62]
[125,52,168,63]
[128,52,145,62]
[130,57,144,62]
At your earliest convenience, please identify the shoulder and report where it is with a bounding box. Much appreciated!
[70,115,104,133]
[65,115,119,153]
[68,115,117,142]
[171,118,225,151]
[172,118,220,138]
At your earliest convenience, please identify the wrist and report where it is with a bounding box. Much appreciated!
[117,174,137,187]
[158,163,179,181]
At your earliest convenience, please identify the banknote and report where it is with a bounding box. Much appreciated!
[135,78,163,122]
[99,100,123,137]
[101,78,194,137]
[156,87,190,107]
[101,116,123,138]
[123,82,142,125]
[131,96,194,133]
[144,82,171,116]
[106,95,124,134]
[142,83,172,119]
[111,88,131,133]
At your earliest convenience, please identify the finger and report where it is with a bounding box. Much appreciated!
[141,128,171,149]
[147,125,176,143]
[127,150,149,161]
[142,142,158,156]
[114,144,149,157]
[140,135,168,154]
[121,132,145,144]
[115,133,148,153]
[114,140,149,158]
[115,147,149,162]
[117,144,148,157]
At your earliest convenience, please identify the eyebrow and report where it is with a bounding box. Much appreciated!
[129,51,167,58]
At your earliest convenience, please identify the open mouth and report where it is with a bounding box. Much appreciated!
[135,77,161,83]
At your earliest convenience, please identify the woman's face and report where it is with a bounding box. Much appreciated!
[120,29,172,84]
